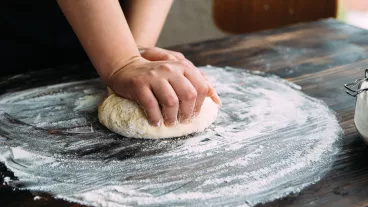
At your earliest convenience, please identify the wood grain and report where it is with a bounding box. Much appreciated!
[213,0,337,34]
[1,19,368,206]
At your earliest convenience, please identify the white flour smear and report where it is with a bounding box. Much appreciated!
[0,66,342,206]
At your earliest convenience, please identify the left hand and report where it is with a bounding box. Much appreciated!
[138,46,187,62]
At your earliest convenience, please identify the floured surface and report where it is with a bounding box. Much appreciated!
[0,66,342,206]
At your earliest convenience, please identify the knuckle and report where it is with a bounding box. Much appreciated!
[161,53,173,60]
[163,95,179,108]
[179,60,192,70]
[178,59,187,66]
[173,52,185,59]
[184,89,197,101]
[148,70,158,77]
[197,83,209,95]
[131,76,145,86]
[141,97,156,110]
[157,63,174,73]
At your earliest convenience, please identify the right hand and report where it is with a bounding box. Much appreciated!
[107,56,220,127]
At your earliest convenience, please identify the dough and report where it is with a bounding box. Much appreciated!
[98,94,219,139]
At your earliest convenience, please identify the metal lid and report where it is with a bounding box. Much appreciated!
[344,69,368,97]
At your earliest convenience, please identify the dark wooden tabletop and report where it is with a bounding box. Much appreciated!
[1,18,368,207]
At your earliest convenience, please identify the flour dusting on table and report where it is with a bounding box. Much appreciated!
[0,66,342,206]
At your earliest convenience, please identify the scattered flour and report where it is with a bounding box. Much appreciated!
[3,176,11,185]
[0,66,342,206]
[34,196,42,200]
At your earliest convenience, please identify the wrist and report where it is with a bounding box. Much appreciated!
[104,55,146,91]
[101,55,142,87]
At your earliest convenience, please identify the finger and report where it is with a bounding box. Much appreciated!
[168,74,197,123]
[134,86,162,127]
[200,71,209,81]
[160,49,186,60]
[141,47,177,61]
[207,81,222,106]
[151,80,180,126]
[200,71,221,105]
[180,61,209,117]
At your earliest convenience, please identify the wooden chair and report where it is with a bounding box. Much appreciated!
[213,0,337,34]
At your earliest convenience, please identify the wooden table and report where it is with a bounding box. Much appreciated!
[1,19,368,207]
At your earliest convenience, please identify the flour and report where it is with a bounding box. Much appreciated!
[75,95,104,112]
[3,176,11,185]
[34,196,42,200]
[0,66,342,206]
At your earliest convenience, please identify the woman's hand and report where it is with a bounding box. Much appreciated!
[107,56,220,127]
[56,0,221,128]
[139,46,187,62]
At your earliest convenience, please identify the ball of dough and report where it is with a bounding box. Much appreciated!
[98,94,219,139]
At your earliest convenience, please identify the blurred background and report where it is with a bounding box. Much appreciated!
[157,0,368,47]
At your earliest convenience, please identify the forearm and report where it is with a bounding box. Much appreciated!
[124,0,173,47]
[57,0,140,83]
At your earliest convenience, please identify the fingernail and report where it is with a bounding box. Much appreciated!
[150,120,161,127]
[181,114,196,124]
[138,48,145,54]
[165,120,177,127]
[181,118,191,124]
[217,97,222,107]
